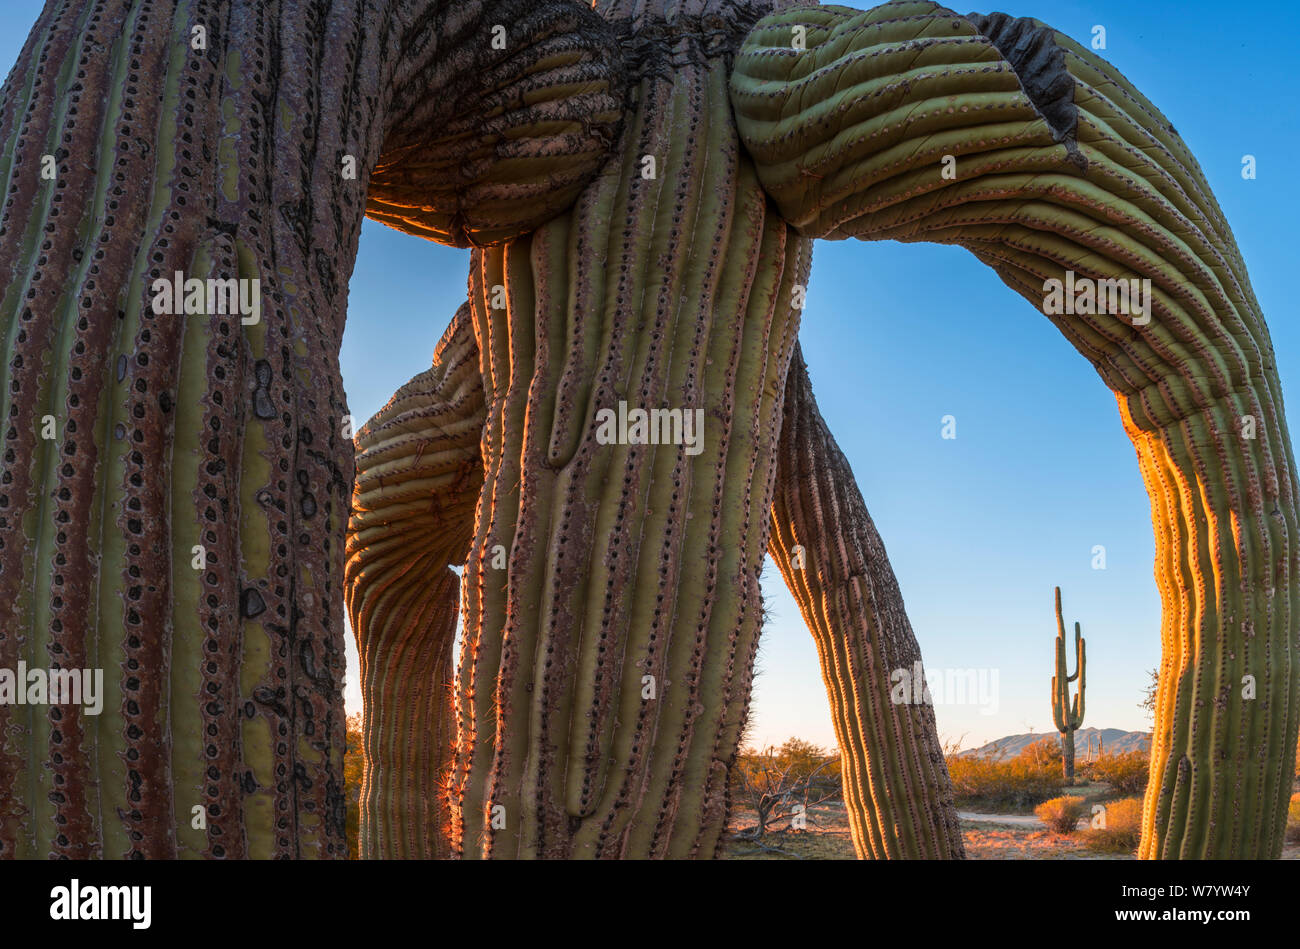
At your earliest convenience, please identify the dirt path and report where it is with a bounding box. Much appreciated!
[957,811,1049,828]
[722,802,1108,859]
[722,801,1300,860]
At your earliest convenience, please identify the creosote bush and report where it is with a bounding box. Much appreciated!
[1035,796,1087,835]
[945,753,1065,813]
[1083,798,1143,854]
[1089,751,1150,795]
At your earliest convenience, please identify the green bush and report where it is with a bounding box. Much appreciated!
[1035,795,1086,834]
[1090,750,1150,794]
[946,752,1065,812]
[1082,797,1143,853]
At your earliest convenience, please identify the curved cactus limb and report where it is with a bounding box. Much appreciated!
[368,0,626,247]
[346,305,484,858]
[769,343,964,858]
[731,0,1300,857]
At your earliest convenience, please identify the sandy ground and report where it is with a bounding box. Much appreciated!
[722,801,1300,860]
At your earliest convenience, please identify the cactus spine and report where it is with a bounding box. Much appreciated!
[1050,588,1086,782]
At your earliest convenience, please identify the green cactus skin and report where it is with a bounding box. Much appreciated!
[0,0,622,859]
[769,344,964,858]
[1050,587,1086,782]
[447,28,809,856]
[731,1,1300,858]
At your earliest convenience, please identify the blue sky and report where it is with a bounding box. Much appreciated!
[3,1,1296,751]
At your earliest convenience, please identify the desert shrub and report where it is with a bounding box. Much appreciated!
[946,753,1064,812]
[1035,795,1086,834]
[1017,736,1062,768]
[1287,793,1300,844]
[1082,797,1143,853]
[729,740,842,842]
[731,739,841,793]
[1091,750,1150,794]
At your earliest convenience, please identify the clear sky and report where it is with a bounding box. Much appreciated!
[2,1,1296,752]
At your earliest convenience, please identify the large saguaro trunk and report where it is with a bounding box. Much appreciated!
[448,5,811,854]
[0,0,624,858]
[0,0,395,859]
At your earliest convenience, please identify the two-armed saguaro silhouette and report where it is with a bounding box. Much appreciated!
[0,0,1295,860]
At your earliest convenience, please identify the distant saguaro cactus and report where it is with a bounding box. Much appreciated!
[1051,588,1086,782]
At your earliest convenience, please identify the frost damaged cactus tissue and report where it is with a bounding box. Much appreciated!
[0,0,1295,863]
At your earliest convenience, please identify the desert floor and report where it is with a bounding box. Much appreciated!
[722,801,1300,860]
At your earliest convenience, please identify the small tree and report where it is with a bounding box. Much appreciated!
[730,743,840,856]
[1018,736,1063,769]
[1140,668,1159,723]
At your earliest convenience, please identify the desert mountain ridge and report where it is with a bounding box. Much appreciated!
[958,727,1151,759]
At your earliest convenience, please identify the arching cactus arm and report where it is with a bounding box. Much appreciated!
[769,343,964,859]
[732,0,1300,858]
[345,303,485,859]
[368,0,626,247]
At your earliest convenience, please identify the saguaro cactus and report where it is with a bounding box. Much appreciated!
[731,1,1300,858]
[357,328,966,859]
[346,304,484,859]
[1050,588,1086,782]
[2,0,1297,861]
[0,0,624,858]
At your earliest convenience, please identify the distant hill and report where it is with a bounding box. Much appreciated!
[959,728,1151,760]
